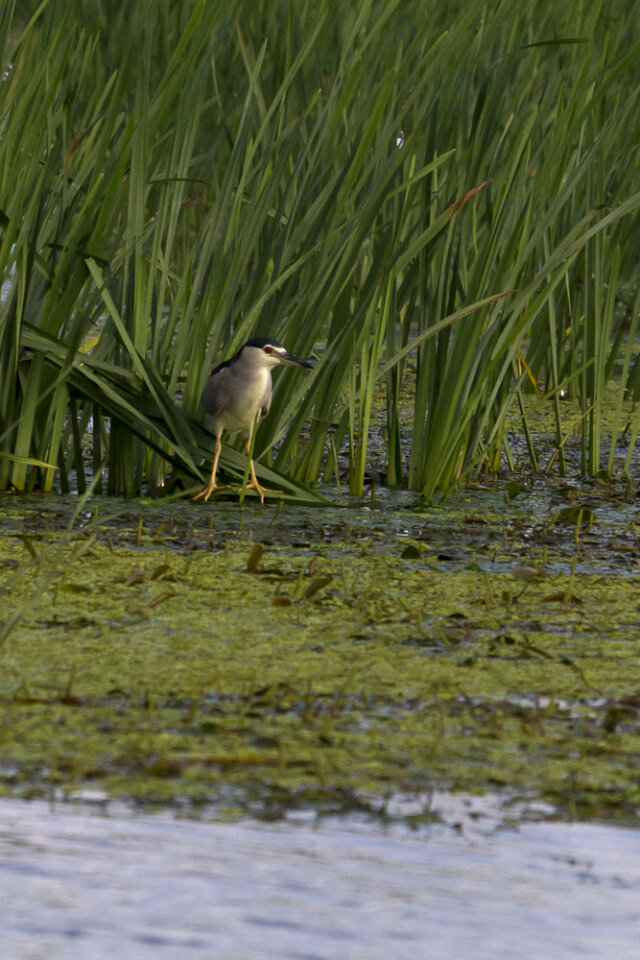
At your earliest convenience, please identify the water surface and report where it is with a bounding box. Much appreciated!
[1,798,638,960]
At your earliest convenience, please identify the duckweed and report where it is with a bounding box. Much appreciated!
[1,486,639,823]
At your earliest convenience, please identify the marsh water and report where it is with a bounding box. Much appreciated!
[2,482,640,957]
[1,797,639,960]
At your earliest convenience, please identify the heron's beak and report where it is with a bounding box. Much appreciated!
[279,351,315,369]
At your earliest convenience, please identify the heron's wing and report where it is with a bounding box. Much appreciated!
[201,364,233,427]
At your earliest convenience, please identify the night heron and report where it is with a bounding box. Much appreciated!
[194,337,314,503]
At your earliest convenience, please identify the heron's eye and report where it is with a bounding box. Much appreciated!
[263,346,273,355]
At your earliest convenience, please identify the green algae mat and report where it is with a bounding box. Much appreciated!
[1,486,639,825]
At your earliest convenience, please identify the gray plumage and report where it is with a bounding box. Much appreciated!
[194,337,313,503]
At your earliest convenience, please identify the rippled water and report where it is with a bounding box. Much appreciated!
[1,799,639,960]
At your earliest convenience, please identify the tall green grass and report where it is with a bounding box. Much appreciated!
[1,0,639,499]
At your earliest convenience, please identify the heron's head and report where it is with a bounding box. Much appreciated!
[239,337,314,370]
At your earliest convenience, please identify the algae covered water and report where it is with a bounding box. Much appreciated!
[1,797,639,960]
[1,482,640,959]
[1,485,640,822]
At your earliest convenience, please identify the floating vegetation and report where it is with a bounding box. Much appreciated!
[1,486,640,823]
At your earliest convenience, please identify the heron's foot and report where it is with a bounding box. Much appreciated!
[192,482,229,502]
[240,479,283,504]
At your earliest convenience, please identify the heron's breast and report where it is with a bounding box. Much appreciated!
[222,367,272,433]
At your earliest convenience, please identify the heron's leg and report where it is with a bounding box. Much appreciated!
[193,434,229,501]
[240,430,282,503]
